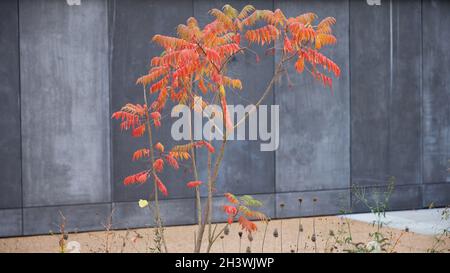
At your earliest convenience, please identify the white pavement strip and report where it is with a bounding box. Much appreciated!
[343,209,449,236]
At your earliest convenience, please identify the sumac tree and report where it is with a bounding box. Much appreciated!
[112,4,340,253]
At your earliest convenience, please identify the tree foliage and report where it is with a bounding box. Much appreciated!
[112,4,340,251]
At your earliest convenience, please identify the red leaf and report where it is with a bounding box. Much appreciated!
[283,36,293,53]
[154,174,168,196]
[123,171,148,186]
[131,124,146,137]
[202,141,215,153]
[153,158,164,173]
[223,205,237,215]
[186,180,203,188]
[165,154,179,170]
[220,94,233,130]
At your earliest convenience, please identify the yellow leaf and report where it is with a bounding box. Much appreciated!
[219,85,226,96]
[138,199,149,208]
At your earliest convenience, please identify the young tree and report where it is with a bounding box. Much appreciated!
[112,4,340,253]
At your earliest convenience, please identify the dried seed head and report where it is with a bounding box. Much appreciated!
[290,249,295,253]
[404,227,409,232]
[273,228,279,238]
[311,234,316,242]
[238,231,243,238]
[63,234,69,240]
[298,198,303,203]
[247,233,253,242]
[280,203,285,208]
[224,225,230,236]
[313,197,318,202]
[246,246,251,253]
[58,238,65,248]
[299,223,304,232]
[220,235,224,240]
[329,230,335,237]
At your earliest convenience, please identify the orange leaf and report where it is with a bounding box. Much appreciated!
[295,57,305,74]
[224,193,239,204]
[131,124,146,137]
[165,154,179,170]
[153,158,164,173]
[154,174,168,196]
[123,171,148,186]
[132,149,150,161]
[154,142,165,153]
[238,216,257,233]
[186,180,203,188]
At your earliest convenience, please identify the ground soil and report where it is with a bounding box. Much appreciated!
[0,216,448,253]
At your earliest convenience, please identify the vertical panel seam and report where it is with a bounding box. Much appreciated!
[17,0,24,236]
[272,0,277,219]
[108,0,116,208]
[348,0,352,213]
[388,0,393,179]
[420,0,425,205]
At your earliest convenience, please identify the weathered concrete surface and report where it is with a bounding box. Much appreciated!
[275,0,350,192]
[423,0,450,186]
[112,199,196,230]
[19,0,110,206]
[0,0,22,209]
[389,0,422,184]
[194,0,276,196]
[110,0,195,202]
[23,203,111,235]
[423,184,450,208]
[351,184,422,213]
[276,190,350,218]
[0,209,22,237]
[344,208,448,236]
[351,0,422,187]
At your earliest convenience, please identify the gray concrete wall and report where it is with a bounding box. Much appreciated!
[0,0,449,237]
[0,0,22,236]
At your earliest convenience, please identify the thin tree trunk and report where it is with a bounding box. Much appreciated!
[142,85,168,253]
[194,51,291,252]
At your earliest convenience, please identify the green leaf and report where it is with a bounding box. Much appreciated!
[240,195,263,207]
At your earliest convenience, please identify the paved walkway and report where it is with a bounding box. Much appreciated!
[344,208,449,236]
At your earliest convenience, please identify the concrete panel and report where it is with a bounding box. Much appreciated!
[112,199,196,229]
[19,0,110,206]
[389,0,422,184]
[194,0,276,196]
[423,0,450,184]
[0,0,22,209]
[423,183,450,208]
[276,190,350,218]
[0,209,22,237]
[351,184,422,213]
[111,0,195,202]
[275,0,350,192]
[351,0,422,187]
[23,203,111,235]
